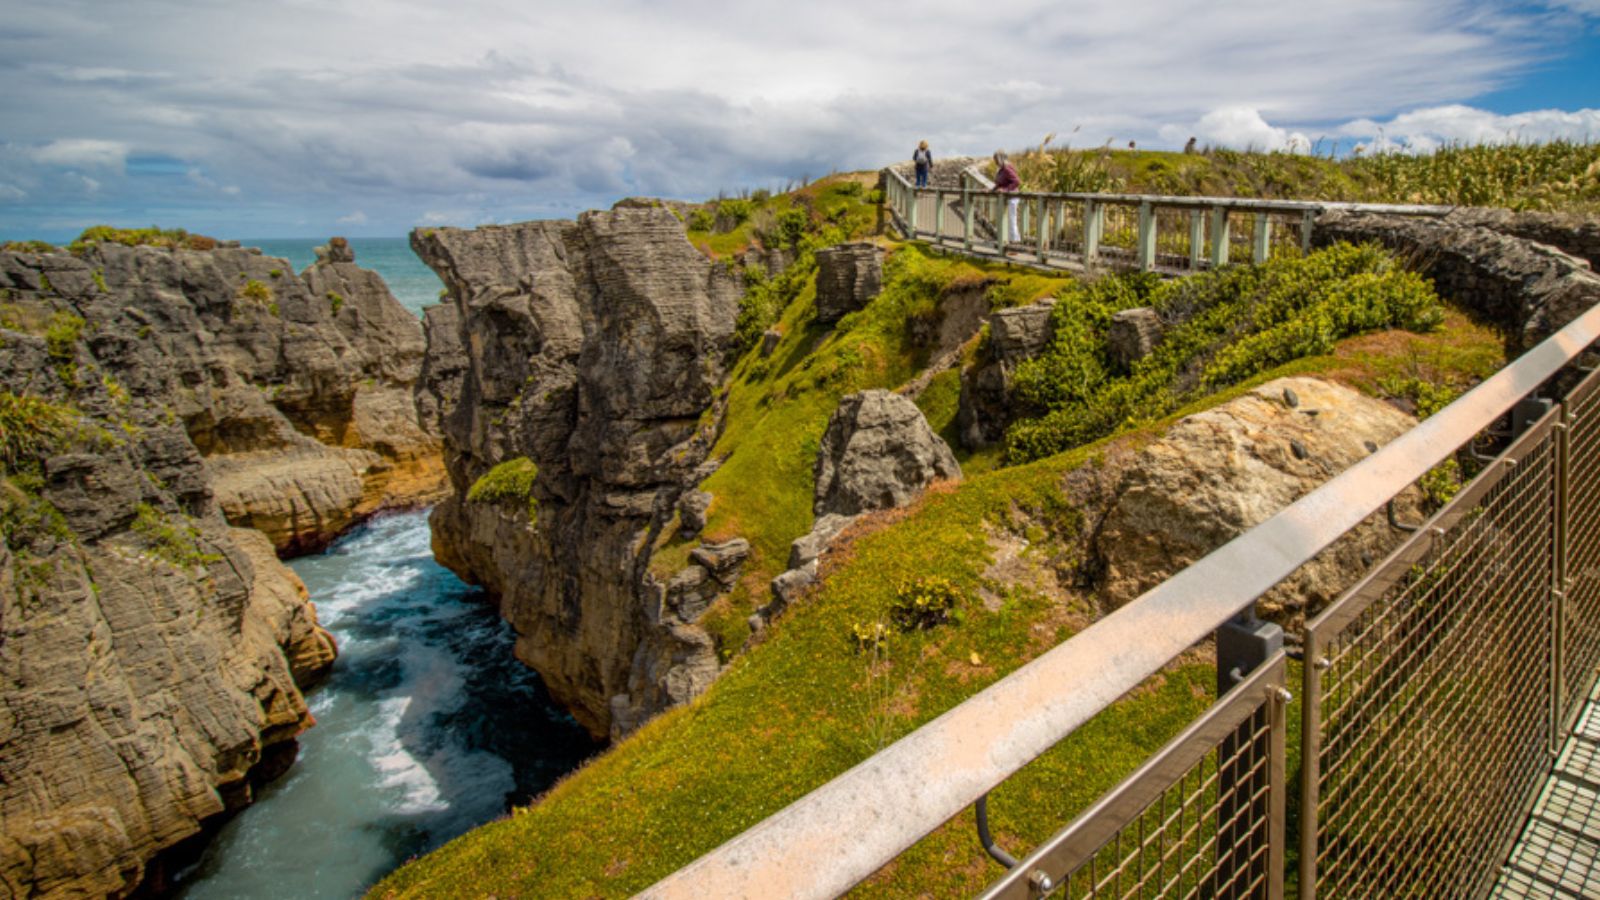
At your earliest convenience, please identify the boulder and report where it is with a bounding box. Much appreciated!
[814,389,962,517]
[1095,376,1421,622]
[989,298,1057,362]
[690,538,751,584]
[1108,307,1163,371]
[788,512,857,570]
[815,242,886,324]
[677,489,712,536]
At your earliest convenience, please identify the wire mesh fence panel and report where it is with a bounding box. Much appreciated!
[1564,367,1600,723]
[1153,207,1198,271]
[980,658,1286,900]
[1096,204,1141,266]
[1305,421,1558,899]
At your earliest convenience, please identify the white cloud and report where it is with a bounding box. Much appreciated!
[1338,105,1600,152]
[0,0,1594,235]
[1161,107,1311,153]
[0,183,26,202]
[337,210,368,224]
[31,139,128,170]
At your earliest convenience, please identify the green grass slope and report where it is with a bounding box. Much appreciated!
[372,212,1506,896]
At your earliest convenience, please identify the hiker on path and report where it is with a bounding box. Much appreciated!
[992,151,1021,244]
[913,141,933,187]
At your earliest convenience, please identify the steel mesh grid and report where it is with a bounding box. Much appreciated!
[1564,377,1600,713]
[1052,704,1275,900]
[1151,207,1200,270]
[1312,435,1557,898]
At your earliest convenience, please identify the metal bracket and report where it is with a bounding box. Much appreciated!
[1387,498,1421,533]
[976,793,1020,869]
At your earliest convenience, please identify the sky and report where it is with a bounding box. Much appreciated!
[2,0,1597,241]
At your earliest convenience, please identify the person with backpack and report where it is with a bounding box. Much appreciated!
[913,141,933,188]
[992,151,1021,244]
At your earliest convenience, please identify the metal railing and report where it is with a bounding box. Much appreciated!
[881,165,1450,273]
[641,214,1600,899]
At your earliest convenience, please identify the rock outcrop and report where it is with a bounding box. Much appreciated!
[0,263,340,897]
[1094,377,1421,622]
[1108,307,1163,372]
[413,210,745,738]
[1,239,445,554]
[755,392,960,628]
[814,389,961,517]
[1314,210,1600,354]
[815,242,886,324]
[958,297,1059,448]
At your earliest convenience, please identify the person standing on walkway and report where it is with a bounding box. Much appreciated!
[992,151,1021,245]
[913,141,933,188]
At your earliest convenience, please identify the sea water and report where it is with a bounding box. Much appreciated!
[174,239,597,897]
[248,237,444,317]
[175,512,599,899]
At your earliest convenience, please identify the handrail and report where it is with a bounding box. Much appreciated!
[639,270,1600,898]
[886,163,1454,215]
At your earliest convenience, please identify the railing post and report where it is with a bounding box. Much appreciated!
[934,190,945,241]
[1555,398,1572,751]
[1137,201,1156,271]
[1216,608,1283,900]
[1300,631,1324,900]
[1210,206,1231,268]
[1301,209,1316,255]
[909,186,920,235]
[963,185,974,251]
[1083,199,1100,264]
[1189,210,1205,271]
[1036,196,1049,264]
[1253,213,1272,264]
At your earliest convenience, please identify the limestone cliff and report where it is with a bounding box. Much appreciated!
[0,237,445,555]
[0,271,339,897]
[413,210,743,738]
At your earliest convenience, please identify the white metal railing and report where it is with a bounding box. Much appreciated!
[881,165,1451,273]
[639,241,1600,897]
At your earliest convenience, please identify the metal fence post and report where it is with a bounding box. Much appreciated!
[1253,213,1272,264]
[963,185,974,250]
[934,190,945,242]
[909,186,920,234]
[1083,199,1099,264]
[1301,209,1316,255]
[1299,631,1324,900]
[1217,608,1283,899]
[1037,196,1049,263]
[1211,206,1231,268]
[1137,201,1156,271]
[1190,210,1205,270]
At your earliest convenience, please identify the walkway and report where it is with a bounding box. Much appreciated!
[1496,679,1600,897]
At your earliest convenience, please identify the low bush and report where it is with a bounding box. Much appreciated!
[1005,242,1446,462]
[467,457,539,518]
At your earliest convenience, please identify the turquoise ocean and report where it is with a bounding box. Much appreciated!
[248,237,444,317]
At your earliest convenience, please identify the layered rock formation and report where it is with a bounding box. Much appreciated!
[0,239,444,553]
[0,257,342,897]
[413,210,744,738]
[0,235,444,897]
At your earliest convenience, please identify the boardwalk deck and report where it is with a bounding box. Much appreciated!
[1496,678,1600,897]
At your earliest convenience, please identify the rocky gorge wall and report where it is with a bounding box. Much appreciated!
[0,237,441,897]
[413,209,745,738]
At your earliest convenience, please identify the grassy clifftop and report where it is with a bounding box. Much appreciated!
[372,190,1507,895]
[999,140,1600,211]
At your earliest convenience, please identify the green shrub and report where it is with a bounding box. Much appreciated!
[44,311,84,360]
[326,291,345,314]
[467,457,539,518]
[890,575,962,630]
[716,198,754,227]
[2,240,55,253]
[687,208,716,232]
[1005,242,1447,462]
[238,279,273,305]
[70,225,217,252]
[0,392,77,470]
[92,269,108,292]
[132,502,222,568]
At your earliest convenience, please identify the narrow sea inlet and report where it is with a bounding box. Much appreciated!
[175,511,599,899]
